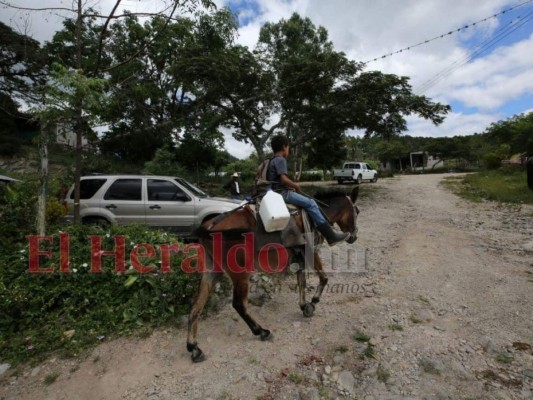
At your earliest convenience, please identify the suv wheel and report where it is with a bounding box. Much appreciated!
[82,217,110,227]
[372,174,378,183]
[356,174,363,184]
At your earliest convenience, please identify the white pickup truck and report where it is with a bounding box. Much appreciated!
[333,162,378,184]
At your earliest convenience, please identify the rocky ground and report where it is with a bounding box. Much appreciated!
[1,173,532,400]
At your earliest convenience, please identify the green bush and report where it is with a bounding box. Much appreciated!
[483,153,502,170]
[299,172,323,182]
[143,147,188,177]
[0,224,206,365]
[46,199,67,225]
[378,170,394,178]
[363,160,380,171]
[0,180,39,251]
[0,135,24,157]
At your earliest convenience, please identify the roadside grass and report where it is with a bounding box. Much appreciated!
[352,331,371,342]
[44,372,60,385]
[335,345,349,353]
[287,371,304,384]
[495,353,514,364]
[441,168,533,205]
[359,343,375,360]
[376,364,390,383]
[389,324,404,332]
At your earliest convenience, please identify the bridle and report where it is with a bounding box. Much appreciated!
[346,196,359,244]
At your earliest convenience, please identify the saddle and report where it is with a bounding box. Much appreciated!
[249,203,319,250]
[202,201,321,250]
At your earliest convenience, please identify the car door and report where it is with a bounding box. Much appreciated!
[361,164,368,180]
[363,164,373,180]
[101,178,145,225]
[145,178,195,234]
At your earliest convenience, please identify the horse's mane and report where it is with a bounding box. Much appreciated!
[313,189,349,201]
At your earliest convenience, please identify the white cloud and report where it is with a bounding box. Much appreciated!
[347,111,499,139]
[405,112,499,137]
[227,0,532,141]
[221,128,255,159]
[434,34,533,110]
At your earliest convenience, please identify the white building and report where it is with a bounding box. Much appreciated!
[55,124,90,148]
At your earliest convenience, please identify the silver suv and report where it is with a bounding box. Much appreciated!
[64,175,238,236]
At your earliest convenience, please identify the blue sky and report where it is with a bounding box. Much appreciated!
[1,0,532,158]
[215,0,533,157]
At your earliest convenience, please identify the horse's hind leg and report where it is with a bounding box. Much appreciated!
[231,274,272,341]
[297,267,315,317]
[187,271,218,363]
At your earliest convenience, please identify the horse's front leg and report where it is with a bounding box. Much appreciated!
[230,273,272,341]
[186,271,218,363]
[311,251,328,304]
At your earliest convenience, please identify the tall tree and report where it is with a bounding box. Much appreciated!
[32,0,214,222]
[101,8,234,163]
[212,13,450,166]
[307,131,347,177]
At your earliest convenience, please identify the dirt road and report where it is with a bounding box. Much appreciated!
[1,173,532,400]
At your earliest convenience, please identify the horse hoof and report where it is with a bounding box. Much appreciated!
[260,329,272,341]
[191,348,206,363]
[303,302,315,318]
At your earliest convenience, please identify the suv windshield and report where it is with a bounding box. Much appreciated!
[174,178,208,198]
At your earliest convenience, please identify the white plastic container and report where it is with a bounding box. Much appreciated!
[259,190,290,232]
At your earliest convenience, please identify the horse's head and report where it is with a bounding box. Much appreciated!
[344,186,360,243]
[315,186,360,243]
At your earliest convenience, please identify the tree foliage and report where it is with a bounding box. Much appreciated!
[0,21,46,100]
[2,6,451,173]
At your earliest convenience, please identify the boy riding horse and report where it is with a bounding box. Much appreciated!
[267,135,349,246]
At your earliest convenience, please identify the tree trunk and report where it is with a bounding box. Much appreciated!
[36,126,49,236]
[74,121,82,223]
[73,0,83,224]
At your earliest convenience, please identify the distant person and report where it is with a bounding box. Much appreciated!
[224,173,242,200]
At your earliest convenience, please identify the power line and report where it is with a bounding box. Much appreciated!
[363,0,533,64]
[236,1,533,105]
[416,10,533,94]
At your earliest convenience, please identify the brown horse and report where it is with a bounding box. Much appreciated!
[186,187,360,362]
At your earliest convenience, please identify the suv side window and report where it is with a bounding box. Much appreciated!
[148,179,188,201]
[70,179,107,199]
[104,179,142,201]
[354,163,361,169]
